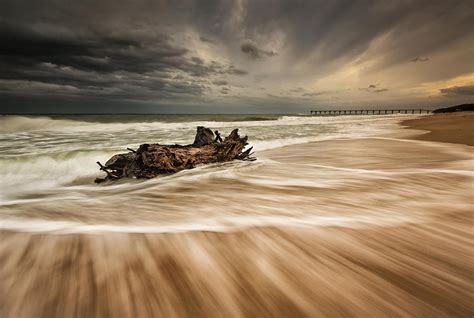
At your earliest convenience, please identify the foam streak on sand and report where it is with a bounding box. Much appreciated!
[0,113,473,317]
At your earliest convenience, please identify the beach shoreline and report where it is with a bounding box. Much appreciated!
[401,112,474,146]
[1,114,473,317]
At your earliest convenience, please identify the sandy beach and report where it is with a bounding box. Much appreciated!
[1,114,473,317]
[402,112,474,146]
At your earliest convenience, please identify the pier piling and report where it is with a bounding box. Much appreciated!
[309,108,431,116]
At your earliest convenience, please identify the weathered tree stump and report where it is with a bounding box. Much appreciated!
[95,126,255,183]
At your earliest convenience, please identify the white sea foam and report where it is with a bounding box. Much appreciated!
[0,213,419,234]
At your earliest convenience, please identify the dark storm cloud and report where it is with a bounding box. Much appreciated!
[289,88,304,93]
[212,80,228,86]
[0,21,189,74]
[240,0,473,76]
[240,40,277,59]
[440,85,474,97]
[226,67,248,76]
[199,36,215,44]
[0,0,251,105]
[0,18,249,101]
[412,57,430,63]
[303,92,325,97]
[359,84,388,93]
[0,0,473,113]
[191,57,205,65]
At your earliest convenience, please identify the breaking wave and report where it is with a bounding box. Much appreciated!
[0,115,92,133]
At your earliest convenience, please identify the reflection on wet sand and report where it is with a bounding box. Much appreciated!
[1,136,473,317]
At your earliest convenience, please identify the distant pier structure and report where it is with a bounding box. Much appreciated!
[310,109,431,116]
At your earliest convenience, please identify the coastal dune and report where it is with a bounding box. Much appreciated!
[1,113,473,317]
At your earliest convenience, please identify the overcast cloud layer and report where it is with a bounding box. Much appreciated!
[1,0,473,113]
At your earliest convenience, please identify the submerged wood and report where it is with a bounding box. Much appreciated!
[95,126,255,183]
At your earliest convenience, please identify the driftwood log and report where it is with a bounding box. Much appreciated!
[95,126,255,183]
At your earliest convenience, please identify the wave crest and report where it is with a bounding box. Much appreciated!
[0,115,91,133]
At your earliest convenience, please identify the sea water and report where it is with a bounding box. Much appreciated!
[1,113,470,233]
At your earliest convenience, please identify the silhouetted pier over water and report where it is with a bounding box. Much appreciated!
[310,109,431,116]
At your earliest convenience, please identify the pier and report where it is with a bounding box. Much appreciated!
[310,109,431,116]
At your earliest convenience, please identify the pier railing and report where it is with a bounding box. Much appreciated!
[310,109,431,116]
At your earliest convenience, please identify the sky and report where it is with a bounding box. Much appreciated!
[1,0,473,114]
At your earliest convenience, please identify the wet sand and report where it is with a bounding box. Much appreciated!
[402,112,474,146]
[1,217,472,317]
[1,119,473,317]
